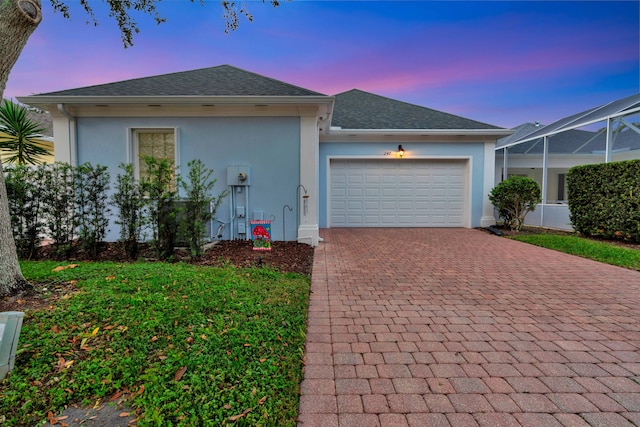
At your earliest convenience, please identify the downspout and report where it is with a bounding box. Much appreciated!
[502,147,508,181]
[57,104,77,166]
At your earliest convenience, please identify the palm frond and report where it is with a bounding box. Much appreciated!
[0,100,51,165]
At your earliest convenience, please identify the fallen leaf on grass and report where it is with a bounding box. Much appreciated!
[229,407,252,422]
[46,412,68,425]
[174,366,187,381]
[120,412,131,417]
[56,357,73,372]
[110,390,123,401]
[135,384,145,396]
[52,264,79,272]
[258,396,267,405]
[105,275,116,281]
[223,404,232,410]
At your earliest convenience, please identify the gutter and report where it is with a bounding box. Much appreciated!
[327,128,513,137]
[20,95,335,106]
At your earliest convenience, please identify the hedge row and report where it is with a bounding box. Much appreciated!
[567,159,640,242]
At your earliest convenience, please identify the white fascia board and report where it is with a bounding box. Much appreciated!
[328,128,512,137]
[17,95,333,107]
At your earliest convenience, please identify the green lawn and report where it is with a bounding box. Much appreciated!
[509,233,640,271]
[0,261,310,426]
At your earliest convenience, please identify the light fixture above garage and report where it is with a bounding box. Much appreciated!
[397,145,405,158]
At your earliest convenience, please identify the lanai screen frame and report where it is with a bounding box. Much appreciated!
[496,93,640,227]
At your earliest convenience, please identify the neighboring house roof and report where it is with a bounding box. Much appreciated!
[497,93,640,150]
[35,65,326,97]
[26,107,53,137]
[331,89,502,130]
[499,122,640,155]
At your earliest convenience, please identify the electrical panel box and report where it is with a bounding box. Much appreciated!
[237,221,246,234]
[236,206,246,218]
[227,165,251,186]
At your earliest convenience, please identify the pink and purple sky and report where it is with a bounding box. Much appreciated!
[5,0,639,128]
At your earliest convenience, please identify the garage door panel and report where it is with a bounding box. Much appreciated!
[365,201,380,210]
[348,188,364,198]
[330,159,466,227]
[364,188,381,197]
[332,188,347,198]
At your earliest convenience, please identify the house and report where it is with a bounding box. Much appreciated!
[495,93,640,230]
[18,65,511,245]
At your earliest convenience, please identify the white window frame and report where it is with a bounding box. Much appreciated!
[127,127,180,180]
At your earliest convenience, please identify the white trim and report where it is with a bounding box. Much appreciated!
[18,95,334,106]
[481,141,497,227]
[297,115,320,246]
[326,155,473,228]
[327,128,512,137]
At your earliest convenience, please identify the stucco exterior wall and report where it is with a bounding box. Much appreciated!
[75,116,302,242]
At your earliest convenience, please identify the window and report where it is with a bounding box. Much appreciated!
[132,129,178,181]
[557,173,566,201]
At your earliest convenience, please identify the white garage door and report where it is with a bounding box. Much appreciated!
[330,159,467,227]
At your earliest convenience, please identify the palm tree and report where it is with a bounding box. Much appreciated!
[0,99,51,165]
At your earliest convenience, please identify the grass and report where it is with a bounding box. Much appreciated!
[509,233,640,271]
[0,261,310,426]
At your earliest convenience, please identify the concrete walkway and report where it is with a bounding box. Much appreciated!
[297,228,640,427]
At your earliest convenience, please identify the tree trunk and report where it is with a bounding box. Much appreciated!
[0,0,42,297]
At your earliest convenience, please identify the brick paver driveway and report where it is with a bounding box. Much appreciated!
[297,228,640,427]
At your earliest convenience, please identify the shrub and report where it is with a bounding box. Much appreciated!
[112,163,146,259]
[141,156,178,260]
[489,176,541,231]
[568,160,640,242]
[178,159,229,259]
[41,162,77,256]
[76,163,110,258]
[4,164,45,259]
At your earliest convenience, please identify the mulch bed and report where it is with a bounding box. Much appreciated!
[31,239,315,275]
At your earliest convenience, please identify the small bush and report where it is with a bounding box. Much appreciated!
[178,159,229,259]
[141,156,178,260]
[76,163,110,258]
[489,176,541,231]
[4,164,45,259]
[112,163,146,259]
[41,162,77,257]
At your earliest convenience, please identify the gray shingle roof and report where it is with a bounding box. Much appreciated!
[331,89,502,130]
[35,65,326,97]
